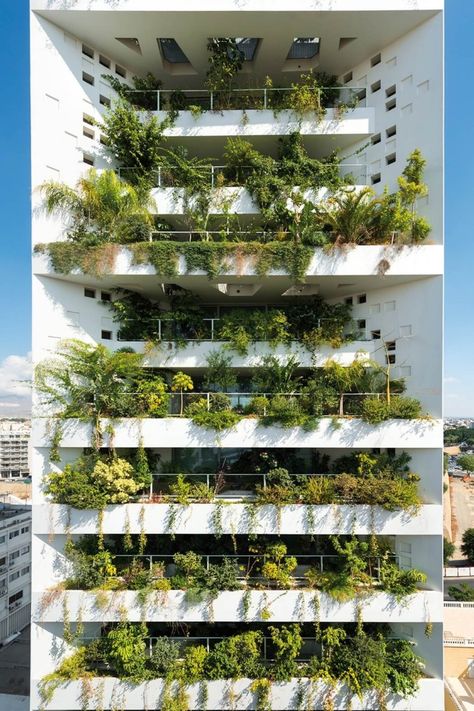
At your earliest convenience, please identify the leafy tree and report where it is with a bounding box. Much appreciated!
[105,623,147,680]
[203,350,235,392]
[171,372,194,416]
[461,528,474,562]
[444,537,456,565]
[323,356,368,415]
[458,454,474,473]
[39,169,155,245]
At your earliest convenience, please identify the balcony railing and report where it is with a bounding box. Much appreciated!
[122,86,363,113]
[112,552,395,582]
[118,162,369,188]
[116,317,367,342]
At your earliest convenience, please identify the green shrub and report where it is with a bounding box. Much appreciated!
[149,638,181,675]
[361,397,390,424]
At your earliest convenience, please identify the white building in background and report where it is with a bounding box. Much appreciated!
[0,505,31,644]
[0,421,31,480]
[29,1,444,709]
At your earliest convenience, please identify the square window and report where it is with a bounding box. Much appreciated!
[385,84,396,98]
[371,133,381,145]
[101,291,112,302]
[84,288,96,299]
[386,125,396,138]
[83,113,94,126]
[357,319,366,329]
[101,330,112,340]
[386,98,396,111]
[344,296,353,305]
[386,153,396,166]
[99,54,111,68]
[371,173,381,185]
[385,341,396,351]
[83,153,94,166]
[386,354,396,365]
[357,294,367,304]
[371,53,381,67]
[83,126,94,139]
[115,64,126,78]
[99,95,111,108]
[371,80,381,93]
[371,330,381,340]
[343,71,353,84]
[82,71,94,86]
[100,135,109,146]
[82,43,94,59]
[356,88,366,102]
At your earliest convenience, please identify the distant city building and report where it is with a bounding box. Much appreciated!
[0,504,31,644]
[0,421,31,480]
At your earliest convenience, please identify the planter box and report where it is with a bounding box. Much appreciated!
[30,676,444,710]
[33,589,443,624]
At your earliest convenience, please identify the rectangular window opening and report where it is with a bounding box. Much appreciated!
[386,125,396,138]
[344,296,353,306]
[357,294,367,304]
[386,354,396,365]
[82,71,94,86]
[386,98,396,111]
[99,54,111,68]
[385,84,396,98]
[385,341,396,351]
[370,79,381,93]
[83,126,94,140]
[82,153,94,166]
[371,330,381,340]
[83,113,94,126]
[343,71,353,84]
[371,53,381,67]
[99,95,111,108]
[101,330,113,340]
[82,43,94,59]
[386,153,396,165]
[84,288,96,299]
[371,133,381,145]
[101,291,112,302]
[115,64,126,78]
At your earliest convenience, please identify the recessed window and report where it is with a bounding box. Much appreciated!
[356,88,366,102]
[9,530,19,540]
[385,84,396,98]
[371,52,381,67]
[9,591,23,604]
[357,319,366,329]
[343,71,353,84]
[82,43,94,59]
[158,38,190,64]
[116,37,142,55]
[82,71,94,86]
[99,95,111,108]
[100,135,109,146]
[387,448,396,457]
[344,296,353,306]
[386,153,396,166]
[20,526,29,534]
[20,546,29,555]
[101,291,112,302]
[21,566,30,576]
[371,80,381,93]
[358,294,367,304]
[83,126,94,139]
[9,571,20,582]
[287,37,320,60]
[339,37,357,50]
[236,38,260,61]
[83,153,94,166]
[115,64,126,78]
[101,330,112,340]
[386,98,396,111]
[386,354,396,365]
[371,173,381,185]
[99,54,111,68]
[385,341,396,351]
[84,288,96,299]
[386,125,396,138]
[371,133,381,145]
[83,113,94,126]
[371,330,381,340]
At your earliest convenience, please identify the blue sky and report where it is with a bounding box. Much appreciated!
[0,1,470,416]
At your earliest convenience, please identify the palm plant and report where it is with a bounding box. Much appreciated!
[252,355,302,394]
[35,339,144,446]
[317,187,381,245]
[39,168,155,245]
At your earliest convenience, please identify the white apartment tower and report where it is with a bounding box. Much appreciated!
[30,2,444,709]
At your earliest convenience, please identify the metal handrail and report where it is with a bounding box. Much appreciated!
[116,316,366,342]
[118,162,369,188]
[121,85,364,112]
[112,552,396,580]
